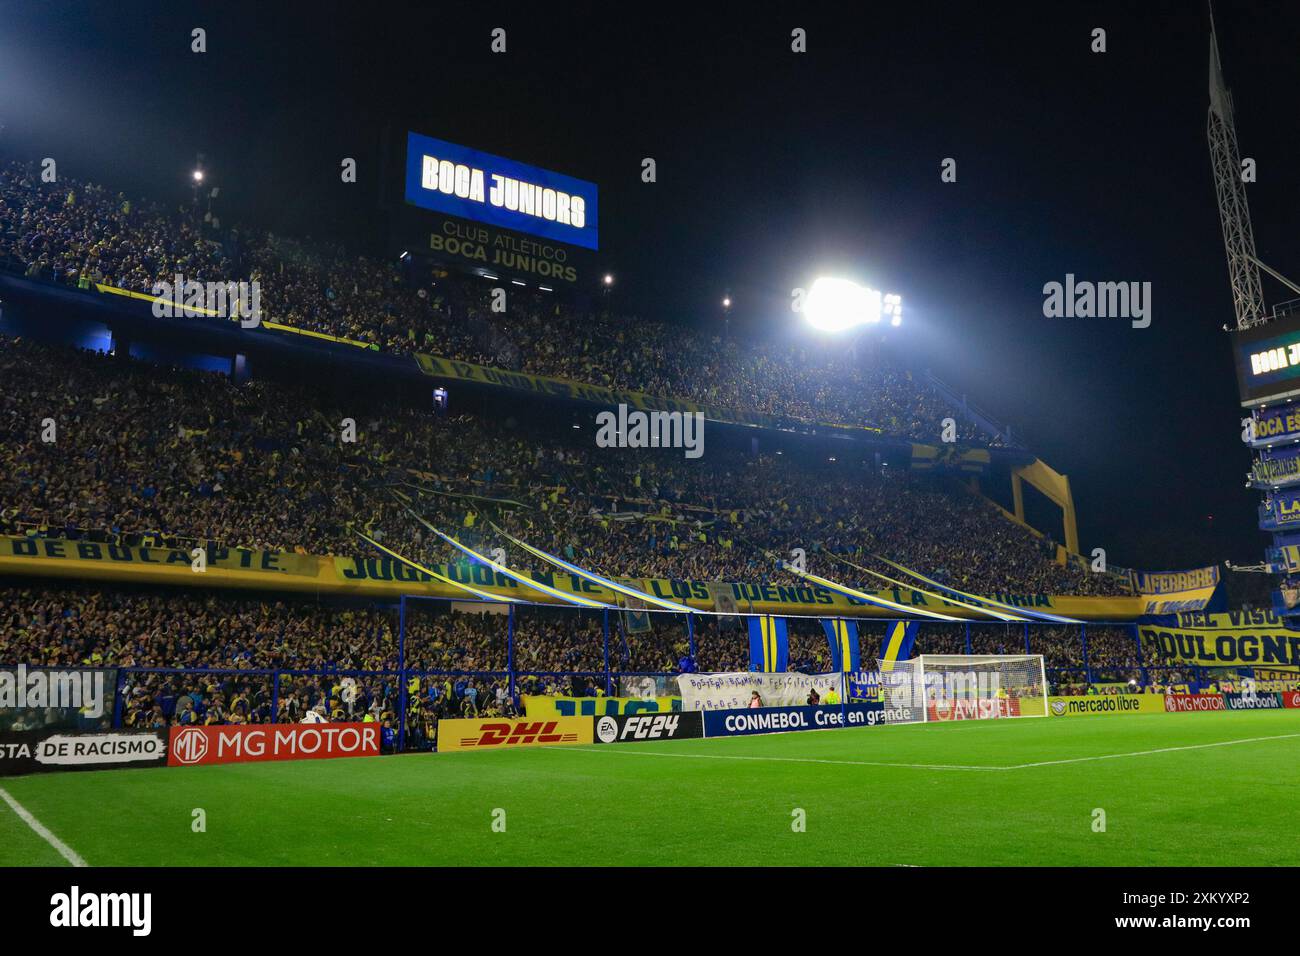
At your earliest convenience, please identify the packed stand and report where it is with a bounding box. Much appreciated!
[1,160,1002,442]
[0,337,1128,596]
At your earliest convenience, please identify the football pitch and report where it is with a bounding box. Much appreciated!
[2,711,1297,867]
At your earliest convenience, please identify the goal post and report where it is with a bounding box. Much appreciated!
[877,654,1048,724]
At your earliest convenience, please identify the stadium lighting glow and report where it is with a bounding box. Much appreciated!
[803,278,903,333]
[804,277,880,332]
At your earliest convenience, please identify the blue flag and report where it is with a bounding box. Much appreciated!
[880,621,919,671]
[820,618,861,672]
[748,616,789,672]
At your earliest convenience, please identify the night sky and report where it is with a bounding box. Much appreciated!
[3,0,1298,573]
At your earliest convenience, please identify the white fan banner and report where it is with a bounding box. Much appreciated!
[678,671,843,711]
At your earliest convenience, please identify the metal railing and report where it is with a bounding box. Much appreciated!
[0,616,1234,752]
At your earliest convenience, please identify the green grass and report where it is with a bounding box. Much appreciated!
[2,710,1298,866]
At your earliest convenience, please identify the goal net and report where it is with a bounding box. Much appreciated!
[877,654,1047,724]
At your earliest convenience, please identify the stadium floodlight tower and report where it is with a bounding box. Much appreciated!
[1211,5,1300,621]
[1207,6,1267,330]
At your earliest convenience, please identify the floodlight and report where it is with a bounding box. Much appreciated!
[883,292,903,326]
[803,277,882,332]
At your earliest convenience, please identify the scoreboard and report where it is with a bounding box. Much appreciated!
[391,130,599,287]
[1234,311,1300,406]
[402,132,598,251]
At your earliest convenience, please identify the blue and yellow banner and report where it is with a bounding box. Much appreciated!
[1253,446,1300,485]
[1130,565,1222,616]
[880,621,918,669]
[1261,490,1300,530]
[0,535,1149,620]
[748,616,789,672]
[821,618,861,672]
[1255,406,1300,443]
[1138,612,1300,668]
[846,670,881,702]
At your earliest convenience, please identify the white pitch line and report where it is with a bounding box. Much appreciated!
[1002,732,1300,769]
[0,786,87,867]
[561,731,1300,773]
[559,746,1001,771]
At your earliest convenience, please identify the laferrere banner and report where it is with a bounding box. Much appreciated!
[1131,565,1221,615]
[404,131,598,250]
[438,717,592,752]
[167,723,379,767]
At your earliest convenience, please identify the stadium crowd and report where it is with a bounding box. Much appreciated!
[0,336,1127,596]
[0,160,998,442]
[0,578,1214,746]
[0,161,1184,750]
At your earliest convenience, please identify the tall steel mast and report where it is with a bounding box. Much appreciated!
[1207,4,1267,329]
